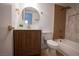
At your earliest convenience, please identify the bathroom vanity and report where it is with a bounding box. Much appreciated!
[13,30,41,56]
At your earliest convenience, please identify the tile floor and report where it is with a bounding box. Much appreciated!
[41,48,57,56]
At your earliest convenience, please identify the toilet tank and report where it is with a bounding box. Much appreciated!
[43,32,53,40]
[41,31,53,49]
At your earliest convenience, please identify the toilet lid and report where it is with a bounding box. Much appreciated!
[47,40,58,46]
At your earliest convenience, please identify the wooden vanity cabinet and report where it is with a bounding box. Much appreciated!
[13,30,41,56]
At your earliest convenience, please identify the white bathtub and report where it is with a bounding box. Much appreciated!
[55,39,79,56]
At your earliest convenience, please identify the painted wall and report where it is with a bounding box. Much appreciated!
[14,3,55,33]
[65,4,79,43]
[37,3,54,33]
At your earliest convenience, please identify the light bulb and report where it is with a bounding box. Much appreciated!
[25,20,28,24]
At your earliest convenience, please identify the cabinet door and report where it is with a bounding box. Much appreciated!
[30,31,41,55]
[53,4,66,39]
[13,30,26,56]
[21,30,41,56]
[13,30,41,56]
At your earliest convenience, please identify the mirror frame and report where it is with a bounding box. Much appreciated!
[21,7,40,25]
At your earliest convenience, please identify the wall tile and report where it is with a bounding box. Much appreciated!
[65,6,79,43]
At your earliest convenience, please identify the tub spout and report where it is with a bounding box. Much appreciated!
[60,40,62,42]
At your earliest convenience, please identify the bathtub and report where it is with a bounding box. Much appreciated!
[55,39,79,56]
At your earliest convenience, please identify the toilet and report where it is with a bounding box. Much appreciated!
[43,32,59,49]
[42,32,59,55]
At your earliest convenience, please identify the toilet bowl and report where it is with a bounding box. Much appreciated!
[42,32,59,49]
[47,40,59,49]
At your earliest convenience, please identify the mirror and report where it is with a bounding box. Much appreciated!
[22,7,40,26]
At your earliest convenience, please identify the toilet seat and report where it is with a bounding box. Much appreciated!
[47,40,59,49]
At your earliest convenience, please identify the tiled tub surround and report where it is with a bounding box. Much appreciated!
[55,39,79,56]
[65,5,79,43]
